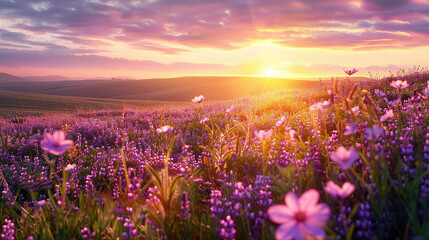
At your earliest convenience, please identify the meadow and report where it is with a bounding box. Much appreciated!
[1,69,429,239]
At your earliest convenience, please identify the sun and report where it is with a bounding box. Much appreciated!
[263,67,276,78]
[261,67,284,78]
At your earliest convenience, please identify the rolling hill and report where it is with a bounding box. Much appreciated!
[0,90,186,118]
[0,74,324,101]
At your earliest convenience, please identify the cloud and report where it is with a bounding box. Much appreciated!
[0,0,427,53]
[363,0,411,10]
[0,48,233,73]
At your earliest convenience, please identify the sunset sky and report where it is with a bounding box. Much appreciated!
[0,0,429,79]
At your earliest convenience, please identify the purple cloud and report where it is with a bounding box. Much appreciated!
[0,0,428,55]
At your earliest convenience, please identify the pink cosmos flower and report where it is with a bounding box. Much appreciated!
[268,189,330,240]
[309,101,330,111]
[343,68,358,76]
[330,146,359,170]
[156,125,173,134]
[40,130,74,155]
[380,109,394,122]
[254,129,273,140]
[191,95,205,103]
[344,122,358,135]
[390,80,409,90]
[324,181,355,199]
[276,116,286,127]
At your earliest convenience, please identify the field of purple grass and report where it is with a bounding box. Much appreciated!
[1,69,429,239]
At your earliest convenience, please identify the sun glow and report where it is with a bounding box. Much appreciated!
[262,67,284,78]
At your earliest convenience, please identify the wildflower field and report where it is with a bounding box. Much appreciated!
[1,69,429,240]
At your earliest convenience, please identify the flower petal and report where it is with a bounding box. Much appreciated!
[275,221,299,240]
[268,205,295,224]
[285,192,299,210]
[298,189,319,209]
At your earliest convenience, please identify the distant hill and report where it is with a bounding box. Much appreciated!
[0,72,371,103]
[0,75,328,101]
[0,90,185,118]
[0,72,25,83]
[22,75,70,82]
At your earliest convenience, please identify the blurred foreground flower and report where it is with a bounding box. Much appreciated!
[192,95,205,103]
[254,129,273,140]
[374,89,386,98]
[289,129,298,139]
[324,181,355,199]
[364,125,384,140]
[268,189,330,240]
[390,80,409,90]
[276,116,286,127]
[309,101,330,111]
[226,105,234,113]
[330,146,359,170]
[380,109,394,122]
[40,130,74,155]
[344,122,358,135]
[344,67,358,76]
[200,117,209,124]
[156,125,173,134]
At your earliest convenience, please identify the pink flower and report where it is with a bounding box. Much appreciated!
[309,101,330,111]
[343,67,358,76]
[200,117,209,124]
[191,95,205,103]
[226,105,234,113]
[276,116,286,127]
[324,181,355,199]
[380,109,394,122]
[351,106,360,114]
[330,146,359,170]
[156,125,173,134]
[289,129,298,139]
[268,189,330,240]
[40,130,74,155]
[423,87,429,97]
[344,122,358,135]
[390,80,409,90]
[254,129,273,140]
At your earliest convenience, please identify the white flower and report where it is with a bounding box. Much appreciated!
[200,117,209,124]
[191,95,205,103]
[156,125,173,134]
[65,164,77,172]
